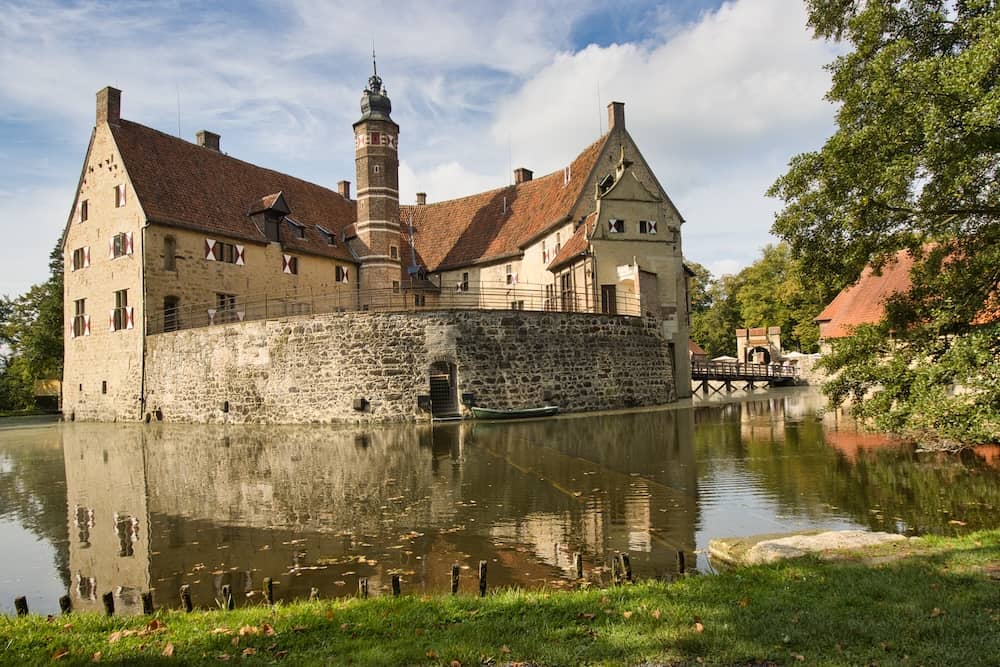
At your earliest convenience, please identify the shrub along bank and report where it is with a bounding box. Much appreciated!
[1,531,998,666]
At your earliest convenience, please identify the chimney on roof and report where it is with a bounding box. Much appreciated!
[338,180,351,200]
[196,130,221,152]
[513,167,533,184]
[96,86,121,126]
[416,192,427,205]
[607,101,625,131]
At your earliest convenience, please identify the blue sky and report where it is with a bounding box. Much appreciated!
[0,0,838,298]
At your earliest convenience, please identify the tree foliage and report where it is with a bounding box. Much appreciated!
[770,0,1000,445]
[0,236,64,411]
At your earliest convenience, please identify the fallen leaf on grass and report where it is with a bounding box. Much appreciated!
[292,626,308,633]
[91,651,101,662]
[738,597,751,608]
[694,622,704,633]
[500,645,511,655]
[242,648,257,656]
[450,661,462,667]
[948,520,967,526]
[426,650,439,659]
[238,626,260,637]
[931,607,944,617]
[62,623,75,630]
[52,648,69,660]
[622,611,633,619]
[210,628,233,636]
[578,613,596,620]
[651,609,661,620]
[163,643,175,657]
[790,652,805,661]
[146,619,166,632]
[216,654,230,662]
[262,623,275,636]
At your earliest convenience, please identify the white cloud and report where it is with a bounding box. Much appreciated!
[0,0,839,297]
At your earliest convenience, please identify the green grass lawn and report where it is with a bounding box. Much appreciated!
[2,531,997,666]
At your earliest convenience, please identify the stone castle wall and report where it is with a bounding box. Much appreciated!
[143,310,676,424]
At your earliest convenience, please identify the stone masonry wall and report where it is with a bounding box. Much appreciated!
[143,310,675,424]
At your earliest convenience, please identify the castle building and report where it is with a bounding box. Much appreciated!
[62,70,691,422]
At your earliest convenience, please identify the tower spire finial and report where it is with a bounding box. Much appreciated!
[366,44,384,95]
[372,43,377,78]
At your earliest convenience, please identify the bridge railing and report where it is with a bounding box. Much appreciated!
[146,281,646,335]
[690,359,799,380]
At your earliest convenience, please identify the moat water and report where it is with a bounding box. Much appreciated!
[1,387,998,616]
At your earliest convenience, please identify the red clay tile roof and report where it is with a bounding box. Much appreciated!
[688,340,707,357]
[401,134,609,272]
[815,250,915,339]
[547,213,594,271]
[112,120,356,262]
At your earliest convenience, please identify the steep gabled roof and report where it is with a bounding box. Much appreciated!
[111,120,356,261]
[815,249,915,339]
[401,134,609,271]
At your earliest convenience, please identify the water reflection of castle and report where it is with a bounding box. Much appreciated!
[62,412,697,613]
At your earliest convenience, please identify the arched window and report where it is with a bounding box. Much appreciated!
[164,236,176,270]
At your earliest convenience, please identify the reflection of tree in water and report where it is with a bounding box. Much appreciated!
[822,447,1000,533]
[0,424,71,587]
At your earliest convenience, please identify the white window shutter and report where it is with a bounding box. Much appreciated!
[75,201,82,224]
[205,239,216,261]
[282,254,291,274]
[126,232,134,255]
[342,268,349,283]
[207,309,216,325]
[120,183,127,207]
[109,309,116,332]
[236,311,245,321]
[83,246,90,268]
[108,238,115,260]
[83,314,91,336]
[126,307,134,330]
[235,245,245,266]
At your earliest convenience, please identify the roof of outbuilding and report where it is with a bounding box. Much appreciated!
[111,120,357,262]
[401,134,609,272]
[815,249,915,339]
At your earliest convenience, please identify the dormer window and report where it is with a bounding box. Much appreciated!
[286,217,306,239]
[265,215,280,242]
[608,219,624,234]
[317,225,337,246]
[639,220,657,234]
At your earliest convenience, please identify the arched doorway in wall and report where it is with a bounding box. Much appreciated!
[428,361,458,418]
[747,346,771,364]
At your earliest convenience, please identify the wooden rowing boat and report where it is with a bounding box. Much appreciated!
[470,405,560,420]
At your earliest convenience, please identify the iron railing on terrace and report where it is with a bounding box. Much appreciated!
[690,359,800,381]
[146,281,646,335]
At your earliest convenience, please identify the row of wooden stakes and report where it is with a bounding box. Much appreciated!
[10,550,687,617]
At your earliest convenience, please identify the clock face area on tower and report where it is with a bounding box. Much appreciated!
[356,131,398,150]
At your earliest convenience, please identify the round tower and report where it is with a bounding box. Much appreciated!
[353,62,401,299]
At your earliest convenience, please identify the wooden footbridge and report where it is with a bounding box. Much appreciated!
[690,360,800,395]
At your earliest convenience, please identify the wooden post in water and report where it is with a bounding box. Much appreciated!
[619,553,633,583]
[263,577,274,605]
[180,585,193,612]
[309,587,319,601]
[611,556,622,586]
[358,578,369,599]
[59,595,72,615]
[391,574,401,597]
[451,564,460,595]
[102,592,115,616]
[678,550,686,575]
[141,591,154,615]
[573,552,583,580]
[221,585,234,610]
[478,561,488,597]
[14,596,28,617]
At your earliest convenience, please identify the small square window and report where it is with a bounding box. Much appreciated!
[373,165,381,174]
[114,184,126,208]
[390,246,398,260]
[608,219,624,234]
[639,219,657,234]
[392,280,400,294]
[80,200,89,222]
[414,294,426,307]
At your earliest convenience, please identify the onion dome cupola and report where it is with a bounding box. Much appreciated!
[358,64,393,123]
